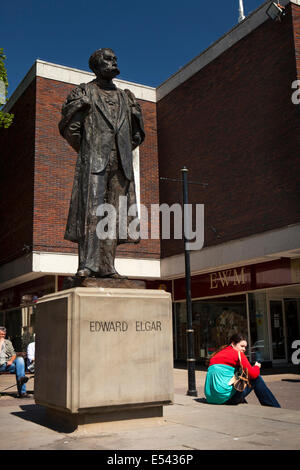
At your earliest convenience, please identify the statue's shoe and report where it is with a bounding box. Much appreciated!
[94,270,128,280]
[106,272,128,280]
[76,268,93,277]
[76,268,127,280]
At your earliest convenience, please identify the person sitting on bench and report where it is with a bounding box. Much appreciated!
[0,326,29,398]
[27,336,35,373]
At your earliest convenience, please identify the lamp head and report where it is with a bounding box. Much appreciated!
[266,2,286,22]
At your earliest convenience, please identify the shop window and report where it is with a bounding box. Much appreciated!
[248,292,270,362]
[174,295,248,362]
[174,303,187,361]
[1,306,36,352]
[5,309,23,351]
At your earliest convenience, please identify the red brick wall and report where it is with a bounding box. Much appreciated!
[0,81,36,265]
[157,4,300,258]
[34,77,160,259]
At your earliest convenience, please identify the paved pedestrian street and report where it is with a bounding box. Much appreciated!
[0,367,299,451]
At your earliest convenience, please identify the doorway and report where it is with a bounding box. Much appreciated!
[284,299,300,363]
[269,298,300,363]
[269,300,287,362]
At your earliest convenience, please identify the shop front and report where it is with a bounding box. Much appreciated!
[1,259,300,365]
[0,276,56,352]
[172,259,300,365]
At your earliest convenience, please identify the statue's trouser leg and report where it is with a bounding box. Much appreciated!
[79,150,129,276]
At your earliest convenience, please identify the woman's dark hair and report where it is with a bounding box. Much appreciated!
[205,332,247,366]
[228,333,247,345]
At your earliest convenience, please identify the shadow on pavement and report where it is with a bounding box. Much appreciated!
[194,398,208,404]
[0,392,18,398]
[0,390,34,398]
[281,379,300,383]
[11,404,76,434]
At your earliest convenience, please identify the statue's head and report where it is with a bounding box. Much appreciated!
[89,48,120,80]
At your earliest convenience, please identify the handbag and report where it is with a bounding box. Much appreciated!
[228,350,250,392]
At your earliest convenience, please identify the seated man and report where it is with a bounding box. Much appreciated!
[0,326,29,398]
[27,337,35,373]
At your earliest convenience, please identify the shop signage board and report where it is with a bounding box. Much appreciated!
[174,258,293,301]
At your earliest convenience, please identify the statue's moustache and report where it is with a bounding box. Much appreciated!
[104,65,120,76]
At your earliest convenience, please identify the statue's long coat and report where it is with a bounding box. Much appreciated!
[59,80,145,245]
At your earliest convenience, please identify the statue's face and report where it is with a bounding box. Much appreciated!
[96,49,120,79]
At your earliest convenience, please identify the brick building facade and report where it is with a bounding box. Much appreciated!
[158,1,300,258]
[1,0,300,363]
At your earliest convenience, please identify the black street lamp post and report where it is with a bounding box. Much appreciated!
[181,167,197,397]
[160,168,207,397]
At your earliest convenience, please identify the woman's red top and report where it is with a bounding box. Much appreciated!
[209,345,260,380]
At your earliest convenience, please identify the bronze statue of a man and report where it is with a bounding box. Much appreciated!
[59,48,145,278]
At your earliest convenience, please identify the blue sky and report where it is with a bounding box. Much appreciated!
[2,0,265,97]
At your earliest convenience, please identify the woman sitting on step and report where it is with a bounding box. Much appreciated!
[204,333,281,407]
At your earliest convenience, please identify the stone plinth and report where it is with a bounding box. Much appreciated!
[34,288,174,431]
